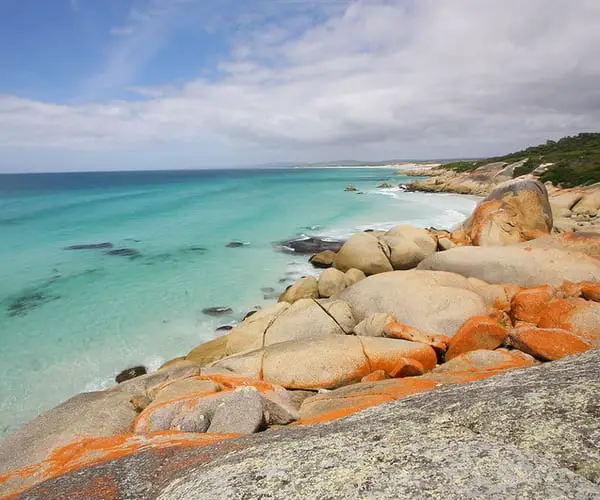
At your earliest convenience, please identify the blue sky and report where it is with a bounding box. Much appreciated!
[0,0,599,172]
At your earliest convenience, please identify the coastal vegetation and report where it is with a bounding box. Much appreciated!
[441,132,600,187]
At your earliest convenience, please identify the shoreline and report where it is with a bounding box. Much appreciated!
[0,174,477,438]
[2,174,599,497]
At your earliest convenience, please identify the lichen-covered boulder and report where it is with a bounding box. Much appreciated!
[445,316,508,360]
[537,298,600,346]
[209,336,437,390]
[457,178,553,246]
[508,327,592,361]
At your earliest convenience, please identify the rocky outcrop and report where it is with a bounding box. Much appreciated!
[13,350,599,499]
[453,179,552,246]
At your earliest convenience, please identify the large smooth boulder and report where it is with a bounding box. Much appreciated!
[210,336,437,390]
[317,268,347,298]
[418,246,600,288]
[333,232,393,275]
[380,225,437,270]
[264,298,355,344]
[0,390,138,476]
[337,270,488,336]
[457,178,553,246]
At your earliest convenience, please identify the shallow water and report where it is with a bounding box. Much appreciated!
[0,167,476,435]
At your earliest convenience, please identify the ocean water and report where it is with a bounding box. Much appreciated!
[0,167,476,435]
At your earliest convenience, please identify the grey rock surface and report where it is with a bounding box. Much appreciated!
[206,389,265,434]
[17,350,600,500]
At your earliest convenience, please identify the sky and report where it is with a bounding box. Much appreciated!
[0,0,599,172]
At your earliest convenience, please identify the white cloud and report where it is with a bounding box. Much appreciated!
[2,0,600,170]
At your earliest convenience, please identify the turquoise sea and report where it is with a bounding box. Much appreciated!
[0,167,476,435]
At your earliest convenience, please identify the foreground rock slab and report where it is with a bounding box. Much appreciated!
[13,349,600,499]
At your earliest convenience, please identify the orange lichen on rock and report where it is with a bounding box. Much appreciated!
[296,378,438,425]
[361,370,388,382]
[445,316,508,361]
[0,432,238,499]
[387,358,425,378]
[198,374,275,393]
[580,281,600,302]
[383,320,451,353]
[510,285,555,324]
[537,298,578,331]
[508,327,592,361]
[559,281,583,299]
[134,391,219,433]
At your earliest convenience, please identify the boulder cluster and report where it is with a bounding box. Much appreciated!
[1,178,599,498]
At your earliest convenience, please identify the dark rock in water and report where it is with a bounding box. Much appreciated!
[106,248,140,258]
[260,287,275,294]
[226,241,248,248]
[185,246,208,254]
[64,242,113,251]
[274,236,344,255]
[202,307,233,316]
[377,182,393,189]
[263,292,281,300]
[115,366,147,384]
[364,229,375,232]
[279,278,293,284]
[216,325,235,332]
[344,185,358,192]
[243,310,259,321]
[8,291,59,317]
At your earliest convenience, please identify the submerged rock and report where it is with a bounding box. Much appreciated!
[226,241,248,248]
[344,185,358,192]
[115,366,147,384]
[7,291,59,317]
[64,242,113,250]
[202,307,233,316]
[183,246,208,254]
[215,325,235,332]
[106,248,140,258]
[274,236,345,254]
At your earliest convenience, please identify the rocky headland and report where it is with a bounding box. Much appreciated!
[1,164,600,498]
